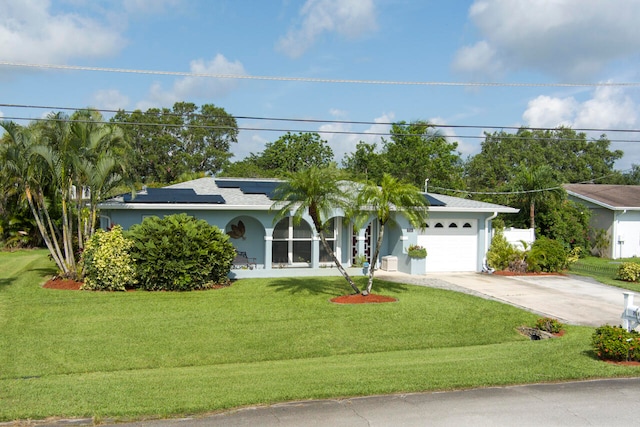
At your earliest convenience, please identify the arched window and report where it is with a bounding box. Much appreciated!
[449,222,458,228]
[435,222,444,228]
[463,222,472,228]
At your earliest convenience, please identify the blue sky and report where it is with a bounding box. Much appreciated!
[2,0,640,172]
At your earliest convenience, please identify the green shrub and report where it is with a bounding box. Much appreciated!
[526,236,568,273]
[487,228,517,271]
[534,317,563,334]
[81,226,137,291]
[127,214,235,291]
[407,244,427,258]
[617,262,640,282]
[592,325,640,362]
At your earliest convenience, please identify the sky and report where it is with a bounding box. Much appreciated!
[1,0,640,173]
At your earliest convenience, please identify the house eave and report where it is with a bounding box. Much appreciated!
[566,190,640,211]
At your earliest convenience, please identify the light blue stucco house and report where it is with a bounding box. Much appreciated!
[98,177,518,278]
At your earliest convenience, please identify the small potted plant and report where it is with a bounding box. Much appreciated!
[406,244,427,274]
[407,244,427,258]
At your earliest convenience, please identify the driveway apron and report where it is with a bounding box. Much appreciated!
[376,271,629,326]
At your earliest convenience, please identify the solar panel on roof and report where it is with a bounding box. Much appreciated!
[215,179,281,198]
[424,194,446,207]
[123,188,225,204]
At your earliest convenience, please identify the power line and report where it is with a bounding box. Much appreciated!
[3,114,640,144]
[2,103,640,142]
[2,61,640,88]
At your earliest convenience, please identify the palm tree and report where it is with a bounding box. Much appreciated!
[511,164,562,232]
[356,173,429,295]
[1,112,133,279]
[272,166,361,294]
[0,121,69,274]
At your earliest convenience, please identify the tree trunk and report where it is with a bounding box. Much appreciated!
[365,221,385,294]
[318,232,360,294]
[25,187,67,274]
[530,201,535,232]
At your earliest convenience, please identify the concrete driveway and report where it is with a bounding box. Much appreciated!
[377,271,631,326]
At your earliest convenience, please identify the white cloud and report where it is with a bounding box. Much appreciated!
[522,86,639,169]
[522,95,578,128]
[318,111,392,162]
[454,0,640,79]
[121,0,181,14]
[136,54,247,109]
[277,0,377,58]
[523,86,637,130]
[92,89,130,111]
[0,0,125,64]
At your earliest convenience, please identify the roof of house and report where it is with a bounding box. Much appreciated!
[564,184,640,210]
[99,177,518,213]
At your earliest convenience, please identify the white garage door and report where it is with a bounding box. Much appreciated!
[417,219,478,272]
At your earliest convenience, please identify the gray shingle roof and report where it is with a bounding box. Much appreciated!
[564,184,640,210]
[101,177,517,213]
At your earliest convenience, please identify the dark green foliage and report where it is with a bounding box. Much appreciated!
[536,199,591,250]
[383,121,465,190]
[592,325,640,362]
[527,237,568,273]
[113,102,237,183]
[127,214,235,291]
[534,317,563,334]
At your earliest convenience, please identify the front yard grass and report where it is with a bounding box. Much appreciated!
[2,250,639,422]
[570,256,640,293]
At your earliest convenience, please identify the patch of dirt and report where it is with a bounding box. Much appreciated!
[330,294,397,304]
[43,278,83,290]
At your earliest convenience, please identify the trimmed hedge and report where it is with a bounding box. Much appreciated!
[127,214,235,291]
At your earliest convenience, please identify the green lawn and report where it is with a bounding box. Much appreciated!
[2,250,639,422]
[570,256,640,292]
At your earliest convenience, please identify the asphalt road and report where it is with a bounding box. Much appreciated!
[89,378,640,427]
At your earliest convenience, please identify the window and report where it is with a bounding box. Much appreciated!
[435,222,444,228]
[463,222,472,228]
[449,222,458,228]
[272,218,313,265]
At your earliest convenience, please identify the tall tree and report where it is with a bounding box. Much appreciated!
[341,141,386,183]
[383,121,465,190]
[355,174,429,295]
[272,166,360,294]
[221,132,334,178]
[510,164,562,232]
[465,127,624,192]
[113,102,237,183]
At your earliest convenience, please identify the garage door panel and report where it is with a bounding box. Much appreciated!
[418,219,478,272]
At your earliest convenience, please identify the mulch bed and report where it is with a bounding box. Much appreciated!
[330,294,397,304]
[43,278,83,290]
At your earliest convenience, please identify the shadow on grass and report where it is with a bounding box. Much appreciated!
[267,276,409,297]
[0,277,16,290]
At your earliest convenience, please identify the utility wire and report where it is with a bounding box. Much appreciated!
[2,103,640,142]
[2,61,640,87]
[3,114,640,144]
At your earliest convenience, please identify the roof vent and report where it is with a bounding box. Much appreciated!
[424,178,429,193]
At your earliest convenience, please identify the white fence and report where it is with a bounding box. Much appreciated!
[497,227,535,250]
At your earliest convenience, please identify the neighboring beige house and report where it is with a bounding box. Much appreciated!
[565,184,640,259]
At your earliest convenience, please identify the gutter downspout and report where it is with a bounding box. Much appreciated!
[613,209,628,259]
[484,212,498,265]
